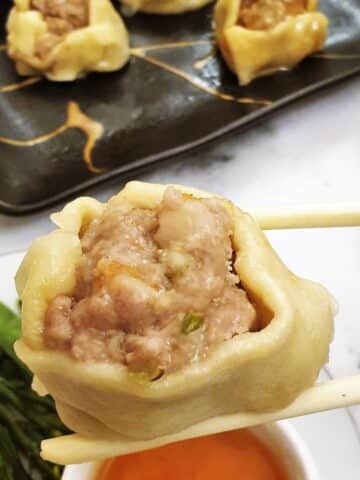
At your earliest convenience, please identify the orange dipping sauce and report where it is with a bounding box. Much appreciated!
[96,430,288,480]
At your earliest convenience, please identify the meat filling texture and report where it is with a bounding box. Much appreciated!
[238,0,306,30]
[45,188,257,377]
[31,0,89,58]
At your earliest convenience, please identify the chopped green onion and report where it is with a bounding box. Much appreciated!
[181,312,203,334]
[129,367,164,384]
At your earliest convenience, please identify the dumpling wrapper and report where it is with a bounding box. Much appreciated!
[120,0,213,15]
[15,181,334,464]
[6,0,130,81]
[215,0,328,85]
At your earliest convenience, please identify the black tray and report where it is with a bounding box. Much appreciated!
[0,0,359,215]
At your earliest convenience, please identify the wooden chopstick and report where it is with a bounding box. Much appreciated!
[249,203,360,230]
[41,374,360,465]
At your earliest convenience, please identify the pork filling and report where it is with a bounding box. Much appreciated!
[44,188,257,377]
[31,0,89,59]
[238,0,306,30]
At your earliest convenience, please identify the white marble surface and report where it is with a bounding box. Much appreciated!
[1,75,360,427]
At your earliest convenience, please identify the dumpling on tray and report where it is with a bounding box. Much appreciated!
[6,0,130,81]
[215,0,328,85]
[15,181,334,463]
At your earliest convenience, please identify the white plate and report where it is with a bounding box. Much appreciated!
[1,251,360,478]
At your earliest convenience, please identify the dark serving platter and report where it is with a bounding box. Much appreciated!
[0,0,359,215]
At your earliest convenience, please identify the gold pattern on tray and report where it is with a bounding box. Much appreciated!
[312,52,360,59]
[0,77,41,93]
[132,46,271,106]
[0,101,104,173]
[132,52,271,106]
[193,52,215,70]
[132,40,210,53]
[0,39,270,177]
[0,37,357,179]
[132,41,271,106]
[65,102,104,173]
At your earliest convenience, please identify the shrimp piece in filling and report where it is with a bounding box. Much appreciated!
[44,188,257,378]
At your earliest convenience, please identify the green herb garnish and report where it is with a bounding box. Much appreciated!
[0,302,68,479]
[181,312,204,334]
[129,367,164,383]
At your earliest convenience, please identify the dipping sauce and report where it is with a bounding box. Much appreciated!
[96,430,288,480]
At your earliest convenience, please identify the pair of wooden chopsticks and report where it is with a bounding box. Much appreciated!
[42,375,360,464]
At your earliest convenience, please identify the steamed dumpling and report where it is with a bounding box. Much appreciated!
[15,181,334,463]
[6,0,130,81]
[215,0,328,85]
